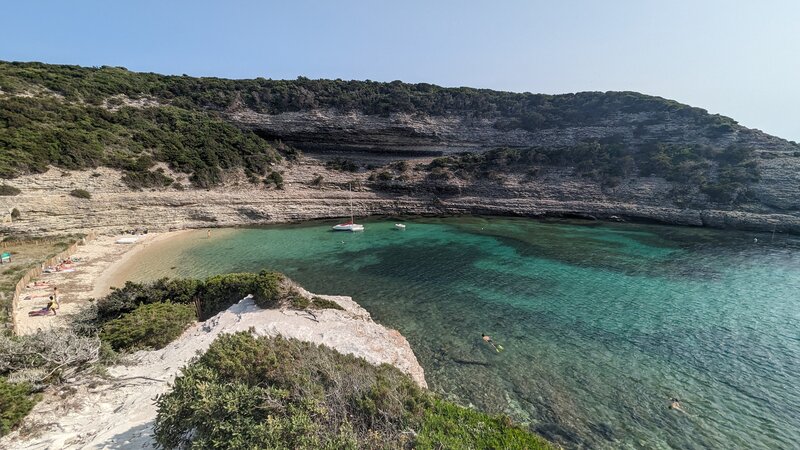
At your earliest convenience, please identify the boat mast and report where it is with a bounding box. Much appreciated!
[349,183,354,223]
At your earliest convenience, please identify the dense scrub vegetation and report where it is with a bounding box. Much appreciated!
[0,60,752,191]
[89,271,288,328]
[0,93,281,187]
[100,302,196,351]
[0,61,735,131]
[0,378,39,437]
[154,333,550,449]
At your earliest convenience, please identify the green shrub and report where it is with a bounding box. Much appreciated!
[310,174,324,186]
[93,273,287,326]
[10,208,20,220]
[264,170,284,189]
[154,333,427,449]
[289,294,310,310]
[310,297,344,310]
[69,189,91,199]
[154,333,550,450]
[100,302,196,351]
[199,271,286,318]
[274,141,302,161]
[325,158,359,172]
[0,185,21,196]
[94,278,203,325]
[417,398,549,449]
[0,378,40,437]
[289,295,342,311]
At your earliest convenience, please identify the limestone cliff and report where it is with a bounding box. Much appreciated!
[1,61,799,234]
[2,154,799,236]
[229,108,795,156]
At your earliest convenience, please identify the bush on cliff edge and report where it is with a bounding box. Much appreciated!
[100,302,196,351]
[154,333,551,450]
[91,271,288,332]
[199,271,286,318]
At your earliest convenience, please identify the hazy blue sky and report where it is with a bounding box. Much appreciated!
[2,1,798,140]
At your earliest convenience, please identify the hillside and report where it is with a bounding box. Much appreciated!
[1,60,799,234]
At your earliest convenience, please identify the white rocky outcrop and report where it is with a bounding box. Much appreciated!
[1,295,426,450]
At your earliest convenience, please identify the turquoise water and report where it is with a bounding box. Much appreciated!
[122,218,800,449]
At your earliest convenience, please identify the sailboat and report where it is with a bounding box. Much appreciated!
[332,184,365,232]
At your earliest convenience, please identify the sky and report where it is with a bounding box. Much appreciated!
[2,1,798,141]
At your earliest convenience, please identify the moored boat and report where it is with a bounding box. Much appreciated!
[333,221,365,232]
[332,184,364,232]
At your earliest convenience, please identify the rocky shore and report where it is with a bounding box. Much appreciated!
[2,150,799,236]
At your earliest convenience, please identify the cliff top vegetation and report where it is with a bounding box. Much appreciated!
[0,60,770,198]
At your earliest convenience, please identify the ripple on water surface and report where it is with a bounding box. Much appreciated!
[116,218,800,449]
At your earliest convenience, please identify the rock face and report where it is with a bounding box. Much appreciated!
[214,107,800,233]
[229,108,796,155]
[2,104,800,236]
[2,153,799,236]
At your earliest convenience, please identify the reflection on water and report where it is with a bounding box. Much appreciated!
[118,218,800,449]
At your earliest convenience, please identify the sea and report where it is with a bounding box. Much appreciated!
[112,217,800,449]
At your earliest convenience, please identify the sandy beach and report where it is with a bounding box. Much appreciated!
[13,231,190,336]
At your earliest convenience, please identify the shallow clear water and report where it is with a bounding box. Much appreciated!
[118,218,800,449]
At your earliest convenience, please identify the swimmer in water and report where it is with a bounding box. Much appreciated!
[482,333,500,352]
[669,397,685,413]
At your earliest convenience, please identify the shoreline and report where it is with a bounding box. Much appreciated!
[90,229,195,298]
[3,165,799,237]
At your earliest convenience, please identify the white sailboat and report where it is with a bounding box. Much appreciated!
[332,185,364,232]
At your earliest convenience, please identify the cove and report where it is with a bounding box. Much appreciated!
[113,217,800,449]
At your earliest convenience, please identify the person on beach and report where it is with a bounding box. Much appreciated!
[207,229,212,239]
[47,296,59,315]
[29,296,58,316]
